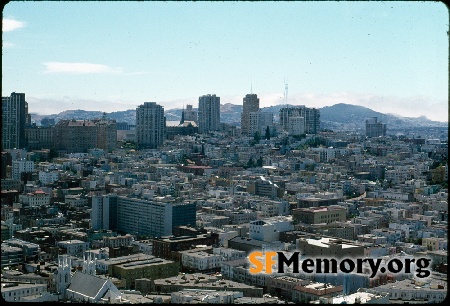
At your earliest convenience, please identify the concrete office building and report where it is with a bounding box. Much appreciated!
[2,92,29,150]
[241,93,260,136]
[136,102,165,149]
[92,195,196,237]
[198,94,220,133]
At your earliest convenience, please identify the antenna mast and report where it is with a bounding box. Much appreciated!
[284,79,288,106]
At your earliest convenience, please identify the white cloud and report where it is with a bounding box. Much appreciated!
[2,41,14,47]
[124,71,151,76]
[43,62,123,74]
[3,18,26,32]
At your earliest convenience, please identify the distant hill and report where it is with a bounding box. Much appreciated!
[31,103,447,130]
[319,103,447,130]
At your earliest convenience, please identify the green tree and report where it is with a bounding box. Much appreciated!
[265,126,271,140]
[256,156,263,167]
[48,148,58,160]
[254,131,261,143]
[247,157,255,168]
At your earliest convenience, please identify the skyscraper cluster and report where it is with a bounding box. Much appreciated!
[2,91,323,153]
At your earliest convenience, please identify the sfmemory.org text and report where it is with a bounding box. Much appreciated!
[248,251,431,278]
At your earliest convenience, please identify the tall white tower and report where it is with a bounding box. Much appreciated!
[82,251,96,275]
[56,255,72,296]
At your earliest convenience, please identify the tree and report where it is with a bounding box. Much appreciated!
[265,126,271,140]
[256,156,263,167]
[254,131,261,143]
[247,157,255,168]
[48,148,58,160]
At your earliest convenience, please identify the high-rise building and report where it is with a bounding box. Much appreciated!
[248,111,274,136]
[288,116,305,136]
[181,104,198,124]
[198,94,220,134]
[241,94,260,136]
[136,102,165,149]
[91,194,196,237]
[91,194,118,231]
[365,117,386,138]
[2,92,28,150]
[279,106,320,134]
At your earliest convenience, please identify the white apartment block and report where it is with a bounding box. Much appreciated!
[19,190,51,207]
[103,234,133,248]
[249,216,294,242]
[12,160,34,180]
[212,247,246,261]
[288,116,305,136]
[385,166,411,185]
[56,240,89,256]
[248,111,274,136]
[254,199,290,218]
[181,251,222,271]
[38,170,59,185]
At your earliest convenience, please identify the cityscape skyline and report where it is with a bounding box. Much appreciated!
[2,1,448,122]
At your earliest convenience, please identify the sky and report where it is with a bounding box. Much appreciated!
[2,1,449,122]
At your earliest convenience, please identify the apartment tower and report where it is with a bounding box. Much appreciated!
[198,94,220,134]
[241,93,260,136]
[279,106,320,134]
[2,92,29,150]
[136,102,165,149]
[365,117,387,138]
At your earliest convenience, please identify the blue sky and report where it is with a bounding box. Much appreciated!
[2,1,448,122]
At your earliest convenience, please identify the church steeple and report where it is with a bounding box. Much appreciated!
[56,255,72,297]
[82,251,96,275]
